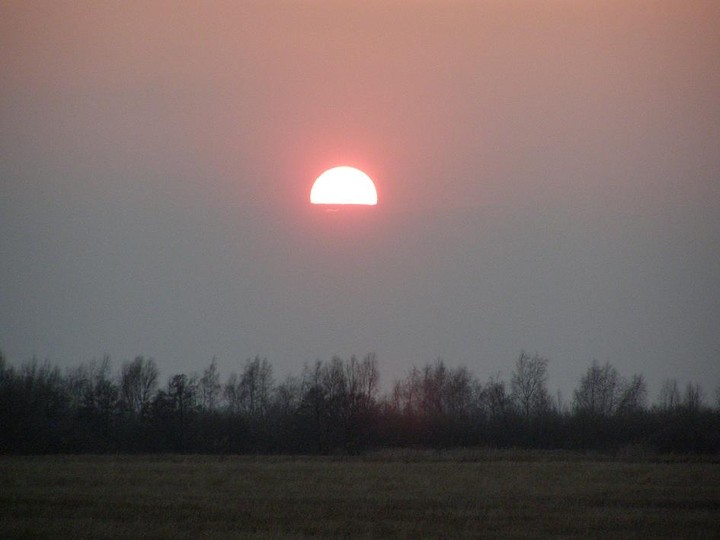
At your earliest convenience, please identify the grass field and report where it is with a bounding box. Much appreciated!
[1,451,719,538]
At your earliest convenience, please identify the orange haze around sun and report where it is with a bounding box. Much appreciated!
[310,166,378,206]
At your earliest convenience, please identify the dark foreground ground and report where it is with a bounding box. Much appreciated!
[1,450,719,538]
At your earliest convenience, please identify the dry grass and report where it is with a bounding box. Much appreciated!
[1,452,719,538]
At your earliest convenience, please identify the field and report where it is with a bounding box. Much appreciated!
[2,451,719,538]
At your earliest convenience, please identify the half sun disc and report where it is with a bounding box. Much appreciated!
[310,166,378,206]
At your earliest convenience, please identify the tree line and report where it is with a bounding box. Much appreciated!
[1,350,718,454]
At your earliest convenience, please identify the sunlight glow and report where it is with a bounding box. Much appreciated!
[310,166,378,206]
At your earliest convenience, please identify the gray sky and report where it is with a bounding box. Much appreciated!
[2,1,719,399]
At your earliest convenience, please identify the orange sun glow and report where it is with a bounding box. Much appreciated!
[310,166,378,206]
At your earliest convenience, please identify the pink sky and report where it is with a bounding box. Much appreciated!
[2,1,719,397]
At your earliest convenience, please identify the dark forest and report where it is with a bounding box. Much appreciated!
[1,351,718,455]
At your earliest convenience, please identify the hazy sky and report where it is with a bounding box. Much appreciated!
[2,1,719,399]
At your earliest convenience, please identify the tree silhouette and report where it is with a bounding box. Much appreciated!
[657,378,681,412]
[573,360,646,417]
[120,357,158,417]
[0,350,718,454]
[511,352,550,419]
[199,358,221,411]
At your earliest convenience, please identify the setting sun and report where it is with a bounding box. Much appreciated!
[310,166,378,206]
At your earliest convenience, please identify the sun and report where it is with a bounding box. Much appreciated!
[310,166,378,206]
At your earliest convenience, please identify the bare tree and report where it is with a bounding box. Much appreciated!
[574,361,646,416]
[390,366,423,415]
[120,356,158,416]
[224,372,241,415]
[161,373,198,451]
[199,357,221,411]
[240,356,274,417]
[294,359,343,453]
[683,382,704,411]
[420,359,449,417]
[482,375,511,419]
[66,362,93,412]
[616,374,647,414]
[657,378,681,411]
[321,356,348,407]
[345,353,379,413]
[224,357,274,417]
[273,375,302,416]
[574,360,620,416]
[167,374,197,413]
[445,366,476,417]
[75,356,117,434]
[391,359,485,421]
[511,352,550,418]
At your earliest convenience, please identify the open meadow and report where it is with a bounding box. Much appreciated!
[2,451,719,538]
